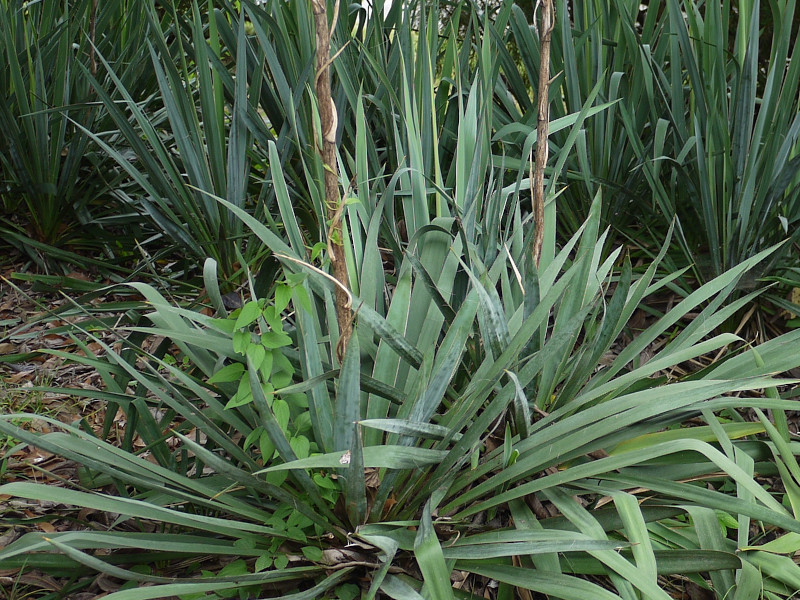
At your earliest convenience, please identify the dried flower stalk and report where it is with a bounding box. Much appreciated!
[311,0,352,359]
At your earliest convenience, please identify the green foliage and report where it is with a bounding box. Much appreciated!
[0,0,98,246]
[3,1,800,599]
[639,0,800,282]
[497,0,658,237]
[0,0,152,258]
[77,1,262,282]
[6,186,800,598]
[500,0,800,293]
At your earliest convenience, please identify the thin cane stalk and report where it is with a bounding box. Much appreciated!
[311,0,352,359]
[531,0,554,267]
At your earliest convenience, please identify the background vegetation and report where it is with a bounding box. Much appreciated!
[2,0,800,598]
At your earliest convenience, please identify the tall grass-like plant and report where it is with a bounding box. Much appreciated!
[0,0,152,257]
[4,187,800,599]
[648,0,800,285]
[495,0,666,238]
[500,0,800,291]
[4,2,800,599]
[80,1,261,283]
[0,0,99,247]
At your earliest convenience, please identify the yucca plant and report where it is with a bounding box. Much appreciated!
[498,0,800,303]
[81,0,412,284]
[73,0,518,282]
[4,2,800,599]
[490,0,668,241]
[0,0,153,261]
[210,0,472,253]
[4,185,800,599]
[76,1,264,284]
[0,0,102,249]
[4,72,800,600]
[646,0,800,288]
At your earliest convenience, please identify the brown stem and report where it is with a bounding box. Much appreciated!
[89,0,98,77]
[311,0,352,360]
[531,0,554,268]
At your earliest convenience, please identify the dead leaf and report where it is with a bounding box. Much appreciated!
[19,572,61,591]
[9,370,35,383]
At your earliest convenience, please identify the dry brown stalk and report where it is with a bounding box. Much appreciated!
[531,0,555,268]
[311,0,353,360]
[89,0,98,77]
